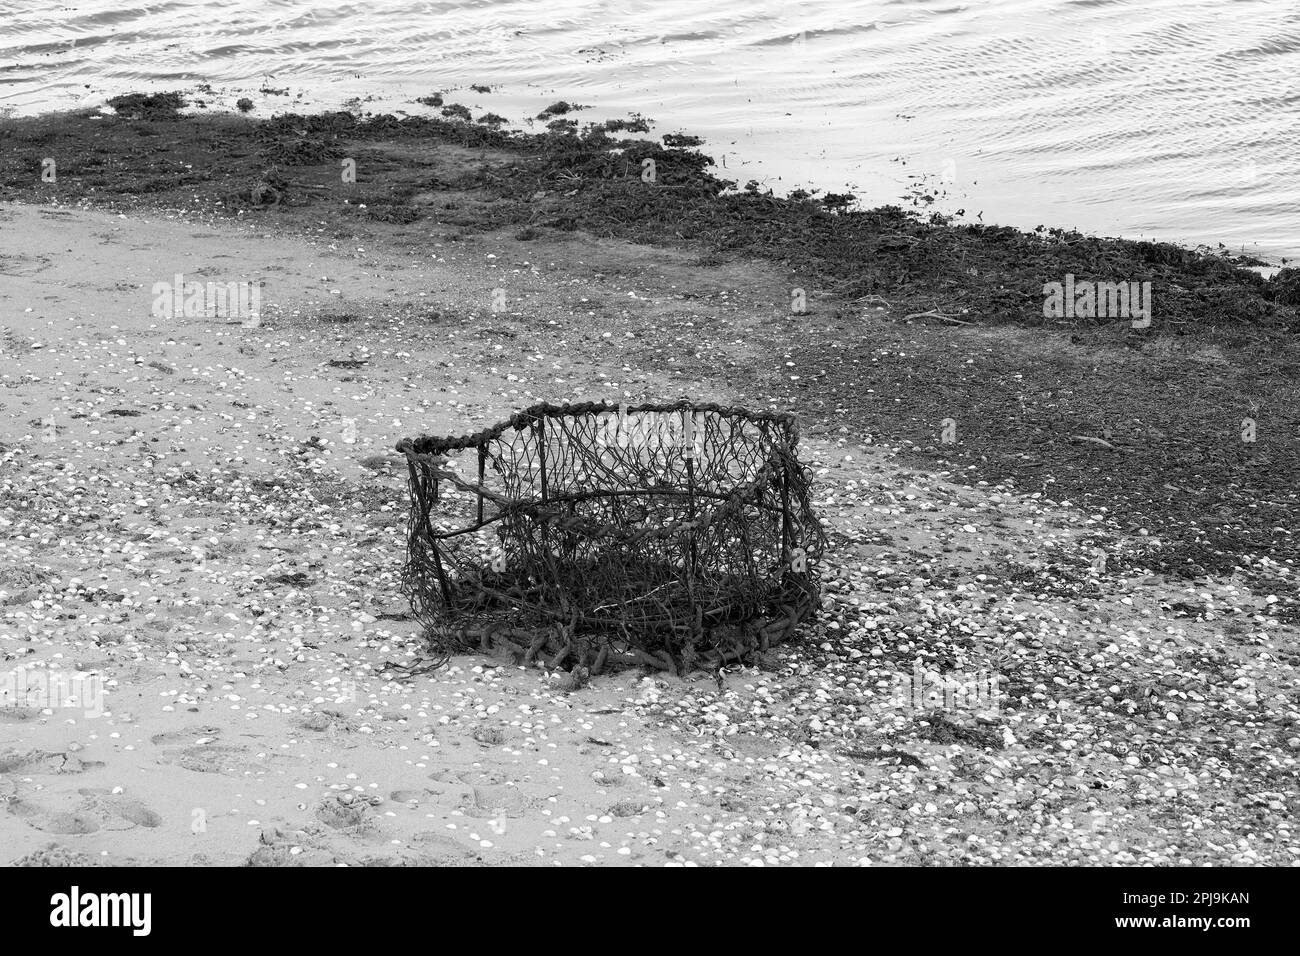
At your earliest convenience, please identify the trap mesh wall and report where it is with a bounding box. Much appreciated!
[396,401,825,673]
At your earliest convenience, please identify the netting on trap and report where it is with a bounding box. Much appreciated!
[396,401,825,673]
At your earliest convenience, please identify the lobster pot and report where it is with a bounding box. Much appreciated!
[397,400,825,673]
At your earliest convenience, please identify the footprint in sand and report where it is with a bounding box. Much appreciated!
[314,796,373,832]
[408,831,478,863]
[0,749,104,775]
[76,788,164,829]
[423,768,555,818]
[110,798,163,828]
[424,768,550,819]
[389,789,426,804]
[148,725,222,747]
[156,744,257,775]
[6,785,164,834]
[300,711,355,738]
[0,706,42,723]
[462,784,531,819]
[6,798,100,835]
[422,783,473,812]
[429,767,510,787]
[151,728,296,775]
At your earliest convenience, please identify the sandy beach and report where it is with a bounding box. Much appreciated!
[1,102,1298,867]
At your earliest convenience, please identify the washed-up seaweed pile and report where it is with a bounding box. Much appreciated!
[5,98,1295,339]
[266,110,1300,337]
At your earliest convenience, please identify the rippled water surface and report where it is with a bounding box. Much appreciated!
[3,0,1297,258]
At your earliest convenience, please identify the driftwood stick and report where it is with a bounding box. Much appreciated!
[902,308,973,325]
[1069,435,1117,450]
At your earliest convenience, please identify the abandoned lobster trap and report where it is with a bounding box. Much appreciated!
[396,401,825,673]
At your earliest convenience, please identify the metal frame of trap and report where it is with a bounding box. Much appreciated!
[396,400,825,673]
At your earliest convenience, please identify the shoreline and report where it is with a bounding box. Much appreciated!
[2,96,1299,866]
